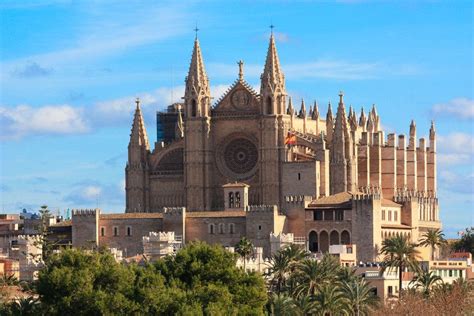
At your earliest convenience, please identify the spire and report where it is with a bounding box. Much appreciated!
[308,104,314,118]
[130,98,150,150]
[287,97,294,115]
[410,120,416,137]
[430,120,436,138]
[367,111,374,133]
[326,101,333,122]
[359,107,367,128]
[312,101,319,120]
[348,105,357,131]
[299,99,306,118]
[186,38,209,93]
[261,33,285,92]
[334,92,349,135]
[371,104,380,131]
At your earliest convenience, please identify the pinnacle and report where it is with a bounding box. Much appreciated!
[262,34,284,88]
[186,38,209,92]
[130,98,150,150]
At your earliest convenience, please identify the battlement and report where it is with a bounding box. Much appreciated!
[246,205,278,213]
[269,232,295,243]
[284,195,314,204]
[72,209,99,216]
[353,186,382,201]
[163,207,186,216]
[143,231,177,242]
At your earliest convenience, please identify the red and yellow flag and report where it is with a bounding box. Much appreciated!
[284,132,297,145]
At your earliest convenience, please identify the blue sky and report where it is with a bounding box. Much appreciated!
[0,0,472,237]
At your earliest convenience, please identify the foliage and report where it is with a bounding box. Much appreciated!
[7,243,267,315]
[380,235,421,294]
[235,237,254,269]
[419,228,447,260]
[409,271,443,297]
[452,227,474,256]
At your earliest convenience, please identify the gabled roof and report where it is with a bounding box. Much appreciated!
[212,79,259,111]
[308,192,352,207]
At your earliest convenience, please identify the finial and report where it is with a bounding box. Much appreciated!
[270,23,275,36]
[339,91,344,104]
[237,60,244,81]
[135,97,140,109]
[194,23,199,40]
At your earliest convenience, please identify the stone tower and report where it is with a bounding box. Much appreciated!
[330,92,357,194]
[183,37,212,211]
[259,33,287,206]
[125,98,150,212]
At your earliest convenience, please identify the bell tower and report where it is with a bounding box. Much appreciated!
[183,35,213,211]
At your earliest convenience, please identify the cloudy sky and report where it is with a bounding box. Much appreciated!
[0,0,472,237]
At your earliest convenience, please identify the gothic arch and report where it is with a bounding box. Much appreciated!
[191,99,197,117]
[319,231,329,253]
[330,230,340,245]
[309,231,318,253]
[155,148,184,174]
[266,96,272,115]
[341,230,351,245]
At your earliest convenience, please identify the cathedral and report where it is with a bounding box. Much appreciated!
[111,33,441,261]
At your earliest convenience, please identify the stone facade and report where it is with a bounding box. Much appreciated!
[74,33,442,262]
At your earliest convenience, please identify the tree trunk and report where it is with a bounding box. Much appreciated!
[399,264,403,297]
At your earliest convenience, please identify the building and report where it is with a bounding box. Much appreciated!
[70,33,441,262]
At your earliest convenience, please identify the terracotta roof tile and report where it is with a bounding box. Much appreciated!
[308,192,352,207]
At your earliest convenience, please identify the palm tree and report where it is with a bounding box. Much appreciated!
[235,237,253,270]
[268,293,298,316]
[8,296,40,315]
[340,278,379,316]
[380,235,421,296]
[419,229,447,261]
[409,271,443,297]
[313,283,348,316]
[293,294,318,316]
[267,251,291,294]
[293,255,340,298]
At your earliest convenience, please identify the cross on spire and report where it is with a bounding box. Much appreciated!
[269,23,275,35]
[194,24,199,39]
[135,97,140,109]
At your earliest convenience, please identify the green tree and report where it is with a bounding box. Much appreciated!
[267,293,298,316]
[267,251,291,294]
[419,229,447,260]
[154,242,267,314]
[380,235,421,296]
[1,296,40,316]
[235,237,254,270]
[452,227,474,256]
[313,283,348,316]
[409,271,443,298]
[36,248,139,315]
[340,278,379,316]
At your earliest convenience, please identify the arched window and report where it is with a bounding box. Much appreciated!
[209,224,215,235]
[330,230,339,245]
[126,226,132,236]
[218,223,225,234]
[191,99,197,117]
[309,231,318,252]
[229,223,235,234]
[266,96,272,115]
[341,230,351,245]
[235,192,241,208]
[229,192,234,208]
[319,231,329,253]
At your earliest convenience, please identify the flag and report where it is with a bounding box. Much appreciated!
[284,131,297,145]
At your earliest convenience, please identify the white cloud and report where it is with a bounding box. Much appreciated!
[432,98,474,120]
[437,132,474,167]
[0,104,89,139]
[83,186,102,200]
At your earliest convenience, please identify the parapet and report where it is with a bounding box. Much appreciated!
[284,195,314,204]
[143,231,176,242]
[353,186,382,201]
[269,232,295,243]
[246,205,278,213]
[72,209,100,216]
[394,187,437,203]
[163,207,186,216]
